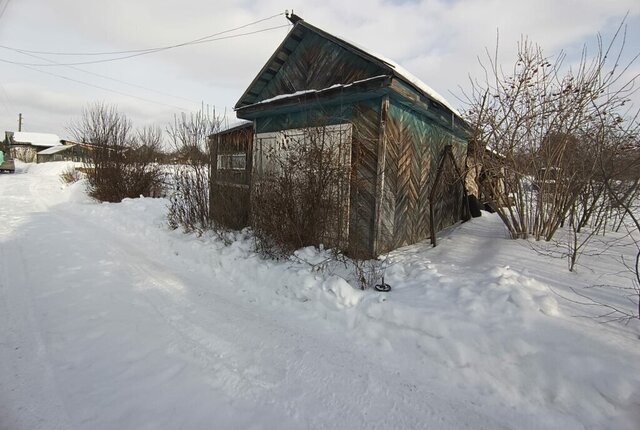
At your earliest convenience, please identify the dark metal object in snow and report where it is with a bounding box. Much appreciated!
[374,276,391,292]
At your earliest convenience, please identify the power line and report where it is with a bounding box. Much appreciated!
[7,48,205,106]
[0,13,291,116]
[15,62,190,111]
[0,13,284,57]
[0,15,291,107]
[0,24,289,67]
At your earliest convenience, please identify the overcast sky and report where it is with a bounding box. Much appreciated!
[0,0,638,140]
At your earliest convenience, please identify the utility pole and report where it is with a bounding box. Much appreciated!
[18,113,22,131]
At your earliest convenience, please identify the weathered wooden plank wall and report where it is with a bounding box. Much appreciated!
[375,100,467,254]
[255,105,352,134]
[348,100,382,258]
[430,146,466,238]
[209,126,253,229]
[253,101,382,258]
[255,29,386,104]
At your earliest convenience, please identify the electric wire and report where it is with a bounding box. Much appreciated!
[0,13,289,115]
[0,24,289,67]
[8,48,204,106]
[0,13,285,57]
[16,63,189,111]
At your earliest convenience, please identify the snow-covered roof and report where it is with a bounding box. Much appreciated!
[12,132,62,147]
[335,36,461,117]
[218,118,252,133]
[235,20,462,119]
[38,144,75,155]
[247,75,389,108]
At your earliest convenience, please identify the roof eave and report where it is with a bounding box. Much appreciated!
[236,75,392,119]
[234,23,301,110]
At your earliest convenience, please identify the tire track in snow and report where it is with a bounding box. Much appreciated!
[2,167,521,429]
[46,204,517,430]
[0,174,72,430]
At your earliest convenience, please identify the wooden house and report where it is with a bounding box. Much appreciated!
[210,15,470,258]
[4,131,63,162]
[36,140,94,164]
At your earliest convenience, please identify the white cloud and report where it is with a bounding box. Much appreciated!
[0,0,638,138]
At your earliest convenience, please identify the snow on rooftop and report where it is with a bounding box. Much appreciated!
[218,118,252,133]
[12,132,62,147]
[336,36,462,117]
[243,75,389,109]
[37,144,75,155]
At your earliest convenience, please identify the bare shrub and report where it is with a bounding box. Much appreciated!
[292,249,390,291]
[68,103,165,202]
[251,123,352,257]
[60,166,80,184]
[166,108,220,234]
[463,21,640,272]
[351,257,389,290]
[595,121,640,322]
[464,27,637,242]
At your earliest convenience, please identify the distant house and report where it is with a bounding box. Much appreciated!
[4,131,62,162]
[36,140,94,164]
[210,14,470,258]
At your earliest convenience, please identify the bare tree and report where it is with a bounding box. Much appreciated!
[68,103,165,202]
[593,117,640,322]
[166,107,221,234]
[463,22,639,271]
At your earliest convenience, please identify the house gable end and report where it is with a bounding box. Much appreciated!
[235,23,391,109]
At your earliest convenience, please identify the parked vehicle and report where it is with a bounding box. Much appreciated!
[0,146,15,173]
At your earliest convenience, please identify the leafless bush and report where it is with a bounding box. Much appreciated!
[350,257,389,290]
[463,21,640,272]
[59,166,80,184]
[166,108,220,234]
[596,121,640,322]
[251,124,352,257]
[68,103,165,202]
[464,24,638,242]
[292,249,390,291]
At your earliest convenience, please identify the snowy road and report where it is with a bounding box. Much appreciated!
[1,163,639,429]
[0,166,505,429]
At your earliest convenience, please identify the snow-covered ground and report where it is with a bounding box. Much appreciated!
[1,162,639,430]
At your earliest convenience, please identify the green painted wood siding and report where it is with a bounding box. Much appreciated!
[376,100,467,254]
[253,29,386,105]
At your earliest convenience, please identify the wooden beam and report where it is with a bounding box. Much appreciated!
[372,95,389,255]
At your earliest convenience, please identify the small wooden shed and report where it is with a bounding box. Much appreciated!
[36,140,93,163]
[210,15,470,258]
[4,131,62,162]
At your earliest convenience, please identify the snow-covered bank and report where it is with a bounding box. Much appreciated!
[1,162,639,429]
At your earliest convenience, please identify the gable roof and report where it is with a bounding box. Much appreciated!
[235,18,461,118]
[37,144,76,155]
[11,132,62,147]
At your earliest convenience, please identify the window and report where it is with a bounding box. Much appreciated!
[217,152,246,170]
[254,123,352,178]
[252,123,353,247]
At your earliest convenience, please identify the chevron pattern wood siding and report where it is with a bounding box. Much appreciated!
[348,101,381,258]
[256,30,385,104]
[430,147,465,234]
[376,101,466,254]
